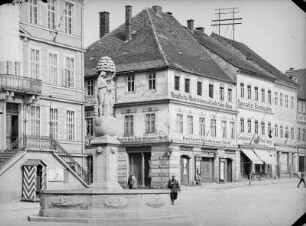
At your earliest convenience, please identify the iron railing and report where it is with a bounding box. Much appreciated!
[0,74,42,95]
[0,137,26,169]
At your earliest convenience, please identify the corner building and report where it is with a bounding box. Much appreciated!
[84,6,239,188]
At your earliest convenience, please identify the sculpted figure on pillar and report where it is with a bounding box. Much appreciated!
[94,56,118,137]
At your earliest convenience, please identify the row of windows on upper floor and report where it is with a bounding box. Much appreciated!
[28,0,74,35]
[239,117,295,140]
[5,49,76,88]
[85,113,236,140]
[86,73,234,102]
[297,127,306,142]
[29,106,76,141]
[239,83,295,109]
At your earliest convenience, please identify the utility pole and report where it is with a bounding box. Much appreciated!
[211,7,242,40]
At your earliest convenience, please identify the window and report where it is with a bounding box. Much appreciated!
[275,125,278,137]
[280,126,283,138]
[145,113,155,134]
[221,121,227,138]
[176,114,183,133]
[187,116,193,134]
[49,52,58,85]
[66,110,75,140]
[50,108,58,139]
[240,118,244,133]
[86,80,94,96]
[29,0,38,24]
[220,86,224,101]
[197,81,202,96]
[148,73,156,90]
[254,87,258,101]
[280,93,283,106]
[291,127,294,140]
[85,118,93,137]
[6,61,12,74]
[127,75,135,92]
[303,129,306,141]
[48,0,56,29]
[261,122,265,135]
[209,84,214,98]
[247,119,251,133]
[174,76,180,91]
[285,127,289,138]
[255,120,258,134]
[185,78,190,93]
[65,2,73,34]
[199,117,205,136]
[298,128,301,141]
[227,88,232,102]
[30,48,40,79]
[124,115,134,136]
[63,56,74,87]
[275,92,278,105]
[291,96,294,109]
[240,83,244,98]
[6,61,20,76]
[268,122,271,137]
[280,153,289,172]
[230,122,235,139]
[261,88,265,102]
[247,85,251,99]
[268,90,271,103]
[30,106,40,136]
[285,95,288,108]
[210,119,216,137]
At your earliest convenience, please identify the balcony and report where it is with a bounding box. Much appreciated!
[0,74,42,95]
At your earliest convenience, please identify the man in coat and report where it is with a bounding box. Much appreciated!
[167,175,181,205]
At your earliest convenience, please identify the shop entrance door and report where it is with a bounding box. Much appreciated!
[128,150,151,188]
[227,159,232,182]
[6,103,19,148]
[200,157,213,182]
[181,155,189,185]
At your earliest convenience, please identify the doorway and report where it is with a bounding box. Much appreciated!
[219,159,225,182]
[200,157,214,182]
[6,103,19,148]
[128,148,151,188]
[181,155,189,185]
[227,159,232,182]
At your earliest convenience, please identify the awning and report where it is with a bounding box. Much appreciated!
[241,149,263,165]
[253,149,277,165]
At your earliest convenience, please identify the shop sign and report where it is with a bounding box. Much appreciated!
[238,99,272,113]
[238,135,273,145]
[171,92,233,109]
[178,135,233,146]
[119,135,168,142]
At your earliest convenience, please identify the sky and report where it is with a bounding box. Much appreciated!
[84,0,306,72]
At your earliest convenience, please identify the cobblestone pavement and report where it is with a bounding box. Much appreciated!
[0,178,305,226]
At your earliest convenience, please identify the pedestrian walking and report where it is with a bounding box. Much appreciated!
[167,175,181,205]
[297,171,306,188]
[127,173,138,189]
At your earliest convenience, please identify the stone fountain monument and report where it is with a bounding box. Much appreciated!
[28,57,176,223]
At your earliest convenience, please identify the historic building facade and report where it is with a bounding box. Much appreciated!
[85,6,240,188]
[0,0,86,202]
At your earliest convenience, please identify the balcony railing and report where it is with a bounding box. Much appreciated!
[0,74,42,95]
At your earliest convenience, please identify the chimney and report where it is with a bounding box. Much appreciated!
[195,27,205,33]
[99,11,109,38]
[187,19,194,32]
[125,5,132,41]
[152,5,162,14]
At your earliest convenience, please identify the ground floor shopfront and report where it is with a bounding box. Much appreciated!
[240,146,277,180]
[275,145,297,178]
[297,147,305,173]
[116,140,240,188]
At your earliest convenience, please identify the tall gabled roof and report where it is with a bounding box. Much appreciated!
[286,69,306,100]
[85,7,234,83]
[192,30,276,81]
[210,33,297,87]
